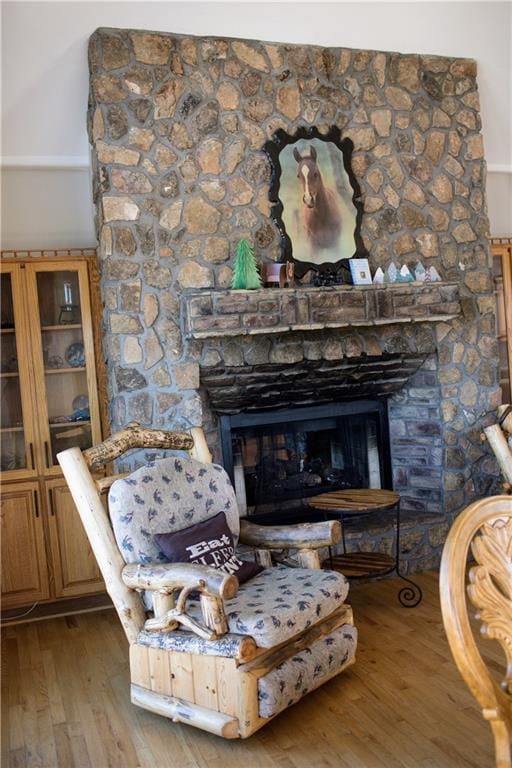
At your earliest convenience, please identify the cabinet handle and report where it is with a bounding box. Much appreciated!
[44,441,51,468]
[49,489,55,516]
[34,490,40,518]
[29,442,35,470]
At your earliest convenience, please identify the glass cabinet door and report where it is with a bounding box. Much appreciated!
[0,265,37,476]
[26,262,101,472]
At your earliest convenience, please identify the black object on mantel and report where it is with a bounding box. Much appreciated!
[312,259,353,286]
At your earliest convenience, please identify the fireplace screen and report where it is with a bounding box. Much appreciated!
[219,401,391,523]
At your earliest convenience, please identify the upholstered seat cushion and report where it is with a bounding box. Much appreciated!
[258,623,357,717]
[189,564,349,648]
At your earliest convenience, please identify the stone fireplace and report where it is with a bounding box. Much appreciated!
[88,27,500,571]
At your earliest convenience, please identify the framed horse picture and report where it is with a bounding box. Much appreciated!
[264,126,368,281]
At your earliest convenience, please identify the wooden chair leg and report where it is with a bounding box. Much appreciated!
[491,719,512,768]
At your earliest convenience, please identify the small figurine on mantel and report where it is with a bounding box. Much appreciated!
[385,261,398,283]
[262,262,295,288]
[414,261,427,281]
[425,265,442,282]
[231,239,262,290]
[397,264,414,283]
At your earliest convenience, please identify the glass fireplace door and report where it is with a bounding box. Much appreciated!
[221,400,391,522]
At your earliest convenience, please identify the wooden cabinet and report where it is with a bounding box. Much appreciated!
[0,482,50,608]
[492,237,512,403]
[46,479,103,598]
[0,250,106,610]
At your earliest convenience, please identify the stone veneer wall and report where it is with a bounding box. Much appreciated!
[88,28,500,535]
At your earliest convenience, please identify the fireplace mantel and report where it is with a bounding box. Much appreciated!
[182,282,461,340]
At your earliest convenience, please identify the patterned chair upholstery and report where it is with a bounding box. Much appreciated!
[58,423,357,738]
[108,456,351,648]
[109,457,239,567]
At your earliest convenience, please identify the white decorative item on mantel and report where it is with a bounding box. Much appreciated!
[373,267,385,284]
[414,261,427,281]
[349,258,372,285]
[426,266,442,282]
[397,265,414,283]
[385,261,398,283]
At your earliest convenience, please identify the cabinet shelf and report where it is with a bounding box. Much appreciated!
[0,426,24,433]
[49,420,91,429]
[0,327,15,334]
[45,367,86,375]
[41,324,82,332]
[0,372,19,378]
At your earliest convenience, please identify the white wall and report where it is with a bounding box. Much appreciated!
[1,1,511,247]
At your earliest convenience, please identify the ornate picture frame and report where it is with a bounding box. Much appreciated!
[264,126,368,280]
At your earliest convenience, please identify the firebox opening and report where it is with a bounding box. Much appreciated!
[219,400,392,525]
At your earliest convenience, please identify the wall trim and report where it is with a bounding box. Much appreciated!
[488,164,512,174]
[1,156,511,174]
[1,156,90,170]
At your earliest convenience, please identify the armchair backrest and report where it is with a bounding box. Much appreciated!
[109,457,238,566]
[440,496,512,767]
[57,422,214,644]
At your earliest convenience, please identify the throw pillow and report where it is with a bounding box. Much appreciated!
[154,512,263,584]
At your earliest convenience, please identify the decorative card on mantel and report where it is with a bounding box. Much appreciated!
[349,258,372,285]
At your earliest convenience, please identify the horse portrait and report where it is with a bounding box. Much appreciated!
[293,145,342,258]
[268,130,362,273]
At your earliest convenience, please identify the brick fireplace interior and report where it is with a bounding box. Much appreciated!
[88,27,501,572]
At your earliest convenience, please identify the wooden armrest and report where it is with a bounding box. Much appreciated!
[122,562,238,639]
[122,562,239,599]
[239,519,341,550]
[84,421,194,472]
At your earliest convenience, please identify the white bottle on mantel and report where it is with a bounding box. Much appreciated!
[233,447,248,517]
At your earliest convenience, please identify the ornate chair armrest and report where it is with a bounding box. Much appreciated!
[239,519,341,549]
[122,563,238,640]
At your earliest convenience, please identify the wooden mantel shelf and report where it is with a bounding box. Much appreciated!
[181,282,461,340]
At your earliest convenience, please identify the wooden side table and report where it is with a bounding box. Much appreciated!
[308,488,422,607]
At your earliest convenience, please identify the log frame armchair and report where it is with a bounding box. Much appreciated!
[57,422,357,739]
[440,496,512,767]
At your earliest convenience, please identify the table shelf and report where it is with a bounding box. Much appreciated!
[324,552,395,578]
[308,487,422,606]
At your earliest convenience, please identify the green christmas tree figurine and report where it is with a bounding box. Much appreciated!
[231,239,262,290]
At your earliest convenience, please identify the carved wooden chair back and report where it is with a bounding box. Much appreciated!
[440,496,512,768]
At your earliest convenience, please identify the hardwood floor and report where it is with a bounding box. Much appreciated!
[1,571,499,767]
